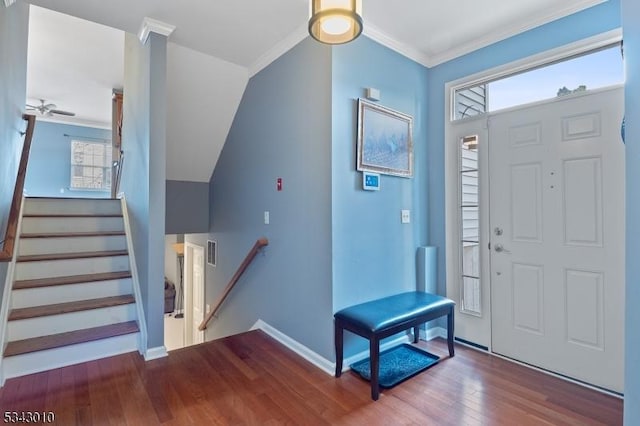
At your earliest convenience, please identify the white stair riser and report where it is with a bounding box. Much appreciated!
[23,199,122,216]
[15,255,130,280]
[8,303,137,341]
[21,216,124,234]
[18,235,127,256]
[2,332,139,380]
[11,278,133,309]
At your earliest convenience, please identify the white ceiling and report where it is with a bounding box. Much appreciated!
[26,6,124,128]
[23,0,606,180]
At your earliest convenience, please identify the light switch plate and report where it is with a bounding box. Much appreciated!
[264,211,270,225]
[401,209,410,224]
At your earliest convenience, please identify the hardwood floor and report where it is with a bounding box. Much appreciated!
[0,330,622,425]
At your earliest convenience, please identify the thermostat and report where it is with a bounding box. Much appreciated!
[363,172,380,191]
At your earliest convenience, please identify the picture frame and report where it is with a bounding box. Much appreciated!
[357,98,414,178]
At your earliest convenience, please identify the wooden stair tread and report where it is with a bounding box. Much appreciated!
[25,196,117,201]
[9,295,135,321]
[22,213,122,218]
[3,321,139,357]
[17,250,128,262]
[13,271,132,290]
[20,231,125,239]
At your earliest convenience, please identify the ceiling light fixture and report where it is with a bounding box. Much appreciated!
[308,0,363,45]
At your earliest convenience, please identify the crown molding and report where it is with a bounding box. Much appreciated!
[3,0,17,7]
[363,23,430,68]
[138,17,176,45]
[426,0,607,67]
[244,0,606,76]
[249,23,309,77]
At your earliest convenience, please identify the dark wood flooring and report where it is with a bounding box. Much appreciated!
[0,330,623,425]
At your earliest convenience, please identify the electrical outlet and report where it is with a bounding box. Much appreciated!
[206,304,211,313]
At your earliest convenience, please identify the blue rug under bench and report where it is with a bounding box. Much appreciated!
[350,343,440,388]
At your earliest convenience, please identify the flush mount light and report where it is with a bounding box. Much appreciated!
[309,0,363,45]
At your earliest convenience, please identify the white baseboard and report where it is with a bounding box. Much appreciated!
[144,346,168,361]
[424,326,448,341]
[251,320,446,377]
[251,320,335,375]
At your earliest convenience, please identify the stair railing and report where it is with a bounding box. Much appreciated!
[0,115,36,262]
[0,114,35,385]
[112,150,124,199]
[198,237,269,331]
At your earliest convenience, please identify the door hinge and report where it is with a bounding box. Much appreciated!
[488,242,491,250]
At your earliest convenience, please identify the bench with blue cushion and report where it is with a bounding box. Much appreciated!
[334,291,455,400]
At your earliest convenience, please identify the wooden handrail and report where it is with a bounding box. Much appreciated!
[0,114,36,262]
[198,237,269,331]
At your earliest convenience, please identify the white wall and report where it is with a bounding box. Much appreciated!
[166,43,249,183]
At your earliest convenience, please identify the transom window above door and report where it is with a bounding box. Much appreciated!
[453,43,624,120]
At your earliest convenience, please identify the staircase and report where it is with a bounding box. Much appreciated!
[1,197,143,380]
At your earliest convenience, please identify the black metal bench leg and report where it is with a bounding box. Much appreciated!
[413,325,420,343]
[447,308,455,357]
[335,320,344,377]
[370,336,380,400]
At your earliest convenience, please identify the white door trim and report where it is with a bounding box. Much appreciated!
[443,28,622,351]
[184,241,205,346]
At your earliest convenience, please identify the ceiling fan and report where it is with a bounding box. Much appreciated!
[26,99,76,117]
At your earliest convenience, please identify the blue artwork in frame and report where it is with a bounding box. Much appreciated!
[356,99,414,178]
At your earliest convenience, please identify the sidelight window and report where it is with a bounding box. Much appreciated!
[460,135,481,316]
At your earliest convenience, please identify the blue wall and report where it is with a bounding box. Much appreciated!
[24,121,111,198]
[331,36,429,355]
[206,35,430,360]
[207,38,335,359]
[120,32,167,350]
[427,0,622,296]
[622,0,640,423]
[0,2,28,294]
[165,180,209,234]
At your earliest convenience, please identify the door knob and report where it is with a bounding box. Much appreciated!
[494,243,511,253]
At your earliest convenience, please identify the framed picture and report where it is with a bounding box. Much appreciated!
[357,98,414,178]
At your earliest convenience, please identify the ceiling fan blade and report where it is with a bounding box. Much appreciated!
[49,109,76,116]
[44,103,57,110]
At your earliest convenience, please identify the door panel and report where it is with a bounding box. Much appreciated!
[192,247,205,345]
[490,86,624,392]
[510,163,543,242]
[512,263,544,335]
[563,157,602,246]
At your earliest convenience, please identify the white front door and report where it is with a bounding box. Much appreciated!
[489,86,625,392]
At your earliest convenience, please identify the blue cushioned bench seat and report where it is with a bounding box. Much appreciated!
[334,291,455,400]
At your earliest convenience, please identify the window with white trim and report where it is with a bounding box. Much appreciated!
[70,140,112,191]
[460,135,481,316]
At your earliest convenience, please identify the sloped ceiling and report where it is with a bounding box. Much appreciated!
[166,44,248,182]
[24,0,606,182]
